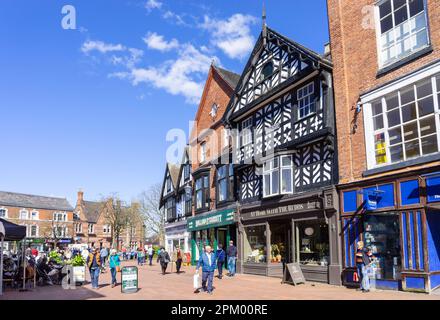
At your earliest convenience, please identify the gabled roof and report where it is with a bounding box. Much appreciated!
[82,200,104,223]
[213,66,241,90]
[159,162,181,208]
[176,146,191,189]
[0,191,74,211]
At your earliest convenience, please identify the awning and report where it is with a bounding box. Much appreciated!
[0,218,26,241]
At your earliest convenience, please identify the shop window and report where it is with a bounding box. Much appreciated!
[217,164,234,203]
[376,0,429,68]
[270,223,288,264]
[426,175,440,203]
[366,73,440,168]
[244,225,267,264]
[400,179,420,205]
[364,213,402,281]
[297,221,329,266]
[343,190,358,213]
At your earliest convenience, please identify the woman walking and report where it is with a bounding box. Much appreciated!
[157,247,170,275]
[137,247,145,266]
[109,249,121,288]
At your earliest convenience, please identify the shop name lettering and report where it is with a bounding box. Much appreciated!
[195,215,223,227]
[246,202,320,218]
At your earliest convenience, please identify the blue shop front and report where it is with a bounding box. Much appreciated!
[340,172,440,293]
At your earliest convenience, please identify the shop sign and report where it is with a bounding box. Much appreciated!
[187,209,235,232]
[426,176,440,203]
[241,201,321,220]
[121,266,138,293]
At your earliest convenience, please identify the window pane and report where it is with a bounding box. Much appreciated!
[219,179,227,202]
[282,156,292,167]
[416,79,433,98]
[379,1,392,18]
[387,109,401,127]
[402,103,417,123]
[393,0,406,9]
[421,135,438,155]
[403,122,419,141]
[372,100,383,115]
[394,5,409,26]
[374,116,384,130]
[386,94,399,110]
[381,15,394,33]
[388,128,402,145]
[375,133,387,164]
[264,174,270,196]
[400,86,415,105]
[405,140,420,159]
[418,96,434,116]
[411,11,427,32]
[273,157,279,168]
[414,30,429,50]
[419,116,436,137]
[281,168,292,193]
[436,75,440,93]
[390,144,404,162]
[272,170,279,195]
[409,0,424,17]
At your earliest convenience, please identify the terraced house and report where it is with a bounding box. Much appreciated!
[328,0,440,292]
[224,21,342,284]
[0,191,74,251]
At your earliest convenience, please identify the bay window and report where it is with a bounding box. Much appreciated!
[217,164,234,203]
[376,0,429,67]
[195,175,210,211]
[263,155,294,197]
[367,73,440,168]
[166,198,176,222]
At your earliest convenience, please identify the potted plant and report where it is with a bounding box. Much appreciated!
[71,255,86,285]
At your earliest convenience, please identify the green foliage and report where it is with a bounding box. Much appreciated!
[71,254,86,267]
[48,250,63,264]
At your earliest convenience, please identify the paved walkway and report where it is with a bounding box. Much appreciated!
[1,261,439,300]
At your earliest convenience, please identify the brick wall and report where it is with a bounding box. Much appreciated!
[327,0,440,184]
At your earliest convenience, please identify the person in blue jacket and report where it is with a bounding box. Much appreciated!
[216,244,226,279]
[196,245,217,295]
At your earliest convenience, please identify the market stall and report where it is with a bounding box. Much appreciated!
[0,218,26,295]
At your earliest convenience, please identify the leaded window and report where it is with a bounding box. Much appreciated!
[297,82,316,119]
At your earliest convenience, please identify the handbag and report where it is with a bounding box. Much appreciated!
[353,270,359,282]
[193,273,200,289]
[116,266,121,272]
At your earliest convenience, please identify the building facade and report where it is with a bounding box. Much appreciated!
[328,0,440,292]
[224,24,342,284]
[0,191,74,251]
[187,64,241,266]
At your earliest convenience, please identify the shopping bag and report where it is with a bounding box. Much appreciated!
[193,273,200,289]
[116,266,121,273]
[353,270,359,282]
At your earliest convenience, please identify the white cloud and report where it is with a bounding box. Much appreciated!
[124,44,218,104]
[143,32,179,52]
[81,40,126,54]
[201,14,258,60]
[162,11,187,26]
[145,0,162,11]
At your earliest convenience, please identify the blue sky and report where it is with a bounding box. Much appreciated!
[0,0,329,206]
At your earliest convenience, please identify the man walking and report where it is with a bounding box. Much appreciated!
[87,247,102,289]
[216,244,226,279]
[226,240,237,277]
[148,245,154,266]
[100,246,108,273]
[173,245,183,274]
[196,245,217,295]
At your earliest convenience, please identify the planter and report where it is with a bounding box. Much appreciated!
[73,266,86,284]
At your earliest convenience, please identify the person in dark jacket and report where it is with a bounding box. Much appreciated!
[157,247,170,275]
[173,246,183,274]
[226,240,237,277]
[196,245,217,294]
[355,241,374,293]
[216,244,226,279]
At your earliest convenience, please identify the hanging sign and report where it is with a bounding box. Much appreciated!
[121,266,138,293]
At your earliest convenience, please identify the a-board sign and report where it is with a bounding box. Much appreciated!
[282,263,306,286]
[121,266,138,293]
[73,266,86,283]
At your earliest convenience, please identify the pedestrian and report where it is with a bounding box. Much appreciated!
[87,247,102,289]
[100,246,108,272]
[216,244,226,279]
[173,245,183,274]
[122,247,127,260]
[137,247,144,266]
[109,249,121,288]
[195,245,217,295]
[157,247,170,275]
[226,240,237,277]
[355,241,374,293]
[148,245,154,266]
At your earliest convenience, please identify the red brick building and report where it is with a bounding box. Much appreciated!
[328,0,440,292]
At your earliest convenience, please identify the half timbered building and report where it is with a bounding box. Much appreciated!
[224,23,342,284]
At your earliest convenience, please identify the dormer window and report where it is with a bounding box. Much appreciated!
[261,61,274,80]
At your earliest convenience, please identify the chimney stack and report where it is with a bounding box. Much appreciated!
[77,189,84,204]
[324,42,331,57]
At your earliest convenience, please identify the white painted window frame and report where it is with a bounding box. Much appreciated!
[19,209,29,220]
[297,82,315,119]
[262,155,294,198]
[0,207,8,218]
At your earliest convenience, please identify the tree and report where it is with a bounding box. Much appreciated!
[139,183,165,245]
[101,195,127,250]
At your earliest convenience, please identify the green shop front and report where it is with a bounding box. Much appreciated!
[187,208,237,267]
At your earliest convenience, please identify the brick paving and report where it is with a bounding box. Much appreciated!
[1,260,439,300]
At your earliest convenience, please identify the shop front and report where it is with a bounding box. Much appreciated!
[164,219,191,256]
[341,172,440,293]
[187,208,237,267]
[238,188,342,285]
